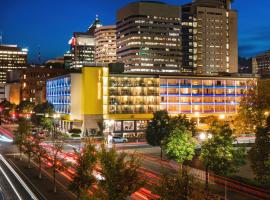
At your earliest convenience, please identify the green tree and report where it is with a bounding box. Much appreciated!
[169,115,196,135]
[33,136,47,179]
[40,117,53,132]
[155,170,213,200]
[34,101,54,115]
[17,100,35,115]
[164,128,195,164]
[69,143,97,199]
[14,118,32,160]
[0,100,16,120]
[31,101,54,127]
[146,110,170,159]
[234,79,270,134]
[93,146,144,200]
[249,126,270,185]
[23,137,35,168]
[201,124,246,180]
[164,126,196,198]
[46,140,66,193]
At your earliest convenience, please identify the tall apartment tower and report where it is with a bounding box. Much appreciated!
[0,44,28,83]
[116,1,182,73]
[181,0,238,75]
[95,25,117,64]
[64,16,102,68]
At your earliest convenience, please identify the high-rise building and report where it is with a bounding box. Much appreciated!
[64,17,102,68]
[0,44,28,83]
[116,1,182,73]
[95,25,117,64]
[181,0,238,75]
[69,32,95,68]
[252,51,270,75]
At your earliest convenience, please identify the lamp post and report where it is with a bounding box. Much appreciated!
[53,113,60,139]
[105,119,114,148]
[194,112,200,127]
[199,131,212,191]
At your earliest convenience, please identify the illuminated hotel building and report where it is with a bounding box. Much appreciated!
[95,25,117,64]
[116,1,182,73]
[0,45,28,83]
[159,76,249,116]
[181,0,238,74]
[46,65,254,136]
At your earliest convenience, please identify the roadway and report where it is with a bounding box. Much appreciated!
[0,142,39,200]
[57,140,264,200]
[0,126,267,200]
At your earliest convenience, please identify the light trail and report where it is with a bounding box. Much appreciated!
[0,127,14,139]
[0,154,39,200]
[0,166,22,200]
[0,135,13,143]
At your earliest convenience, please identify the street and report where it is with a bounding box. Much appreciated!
[0,125,267,200]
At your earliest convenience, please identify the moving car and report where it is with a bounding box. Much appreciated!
[112,136,128,143]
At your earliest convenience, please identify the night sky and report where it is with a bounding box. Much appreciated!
[1,0,269,63]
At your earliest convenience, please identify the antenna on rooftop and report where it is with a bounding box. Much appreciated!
[38,45,41,65]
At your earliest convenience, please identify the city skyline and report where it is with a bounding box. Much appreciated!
[1,0,269,63]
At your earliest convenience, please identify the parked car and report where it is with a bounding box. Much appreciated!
[112,136,128,143]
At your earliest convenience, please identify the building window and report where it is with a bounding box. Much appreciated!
[136,121,147,130]
[123,121,134,131]
[114,121,122,132]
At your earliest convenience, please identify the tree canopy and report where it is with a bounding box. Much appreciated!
[93,146,144,200]
[234,79,270,134]
[249,125,270,185]
[164,127,195,164]
[200,124,246,176]
[146,110,170,146]
[69,143,97,199]
[17,100,35,114]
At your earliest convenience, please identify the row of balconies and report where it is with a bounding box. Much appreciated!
[109,106,158,114]
[109,91,159,96]
[109,100,159,105]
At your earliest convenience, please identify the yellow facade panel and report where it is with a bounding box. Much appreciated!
[82,67,107,115]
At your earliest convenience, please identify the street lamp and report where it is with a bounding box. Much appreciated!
[199,131,212,192]
[199,132,212,141]
[194,112,200,127]
[105,120,115,148]
[52,113,60,139]
[219,114,225,120]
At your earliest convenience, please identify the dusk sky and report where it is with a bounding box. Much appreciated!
[1,0,269,63]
